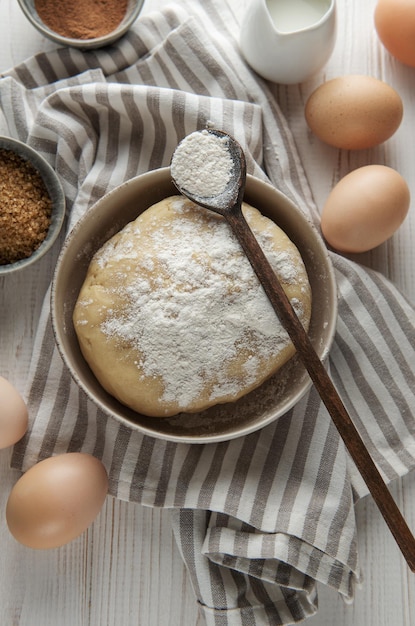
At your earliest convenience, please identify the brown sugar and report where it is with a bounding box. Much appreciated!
[0,149,52,265]
[34,0,129,40]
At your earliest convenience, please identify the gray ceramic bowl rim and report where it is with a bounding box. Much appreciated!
[17,0,145,49]
[51,167,338,444]
[0,136,66,276]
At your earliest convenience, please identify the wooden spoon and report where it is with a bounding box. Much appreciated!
[171,128,415,572]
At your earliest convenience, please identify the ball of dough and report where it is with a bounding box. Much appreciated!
[73,196,311,417]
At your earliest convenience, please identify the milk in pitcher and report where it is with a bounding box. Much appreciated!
[266,0,332,33]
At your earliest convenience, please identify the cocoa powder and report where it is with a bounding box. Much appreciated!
[34,0,129,40]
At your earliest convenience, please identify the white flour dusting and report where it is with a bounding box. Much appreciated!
[171,129,234,197]
[82,197,309,410]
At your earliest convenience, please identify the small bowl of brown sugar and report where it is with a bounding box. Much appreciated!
[17,0,145,49]
[0,136,65,276]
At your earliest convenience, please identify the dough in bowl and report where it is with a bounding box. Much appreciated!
[73,196,312,417]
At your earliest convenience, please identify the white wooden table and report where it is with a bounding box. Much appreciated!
[1,0,415,624]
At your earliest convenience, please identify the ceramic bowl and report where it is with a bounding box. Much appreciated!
[17,0,144,49]
[0,136,65,276]
[51,167,337,444]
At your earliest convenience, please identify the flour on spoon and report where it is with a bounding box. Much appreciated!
[170,129,234,198]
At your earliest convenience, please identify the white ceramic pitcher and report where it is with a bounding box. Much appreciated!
[240,0,336,84]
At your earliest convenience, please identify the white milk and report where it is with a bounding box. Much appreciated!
[266,0,331,32]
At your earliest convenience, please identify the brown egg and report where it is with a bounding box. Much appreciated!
[321,165,410,253]
[305,75,403,150]
[375,0,415,67]
[6,452,108,549]
[0,376,28,449]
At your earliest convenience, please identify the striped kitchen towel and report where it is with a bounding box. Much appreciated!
[2,1,415,624]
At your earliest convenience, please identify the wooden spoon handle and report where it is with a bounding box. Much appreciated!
[226,205,415,572]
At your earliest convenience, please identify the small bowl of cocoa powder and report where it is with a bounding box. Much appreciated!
[17,0,145,49]
[0,136,65,276]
